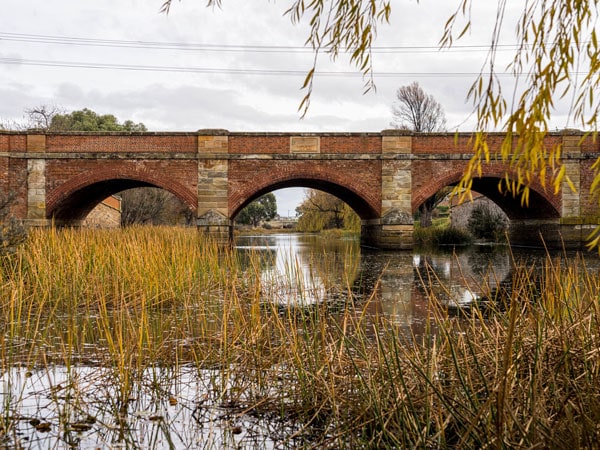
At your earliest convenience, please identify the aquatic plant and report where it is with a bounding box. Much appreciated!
[1,227,599,448]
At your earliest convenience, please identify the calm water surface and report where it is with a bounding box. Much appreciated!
[235,233,600,327]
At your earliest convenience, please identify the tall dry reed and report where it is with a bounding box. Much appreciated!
[1,227,599,448]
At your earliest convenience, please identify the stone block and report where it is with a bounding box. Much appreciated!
[382,136,411,153]
[198,135,228,153]
[27,135,46,152]
[290,136,320,153]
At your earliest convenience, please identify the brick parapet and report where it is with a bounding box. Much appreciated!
[44,134,198,153]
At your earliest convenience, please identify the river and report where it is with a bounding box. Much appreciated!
[235,232,600,328]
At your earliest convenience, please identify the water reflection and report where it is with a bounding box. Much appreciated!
[235,234,599,328]
[236,234,360,304]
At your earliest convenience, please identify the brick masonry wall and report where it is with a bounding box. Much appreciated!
[319,135,381,153]
[45,134,198,153]
[579,159,598,216]
[229,135,290,154]
[0,134,27,152]
[8,158,28,218]
[228,159,382,218]
[45,159,198,215]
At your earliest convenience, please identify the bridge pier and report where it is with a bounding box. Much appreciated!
[25,136,50,227]
[197,134,231,246]
[361,209,414,250]
[197,210,232,245]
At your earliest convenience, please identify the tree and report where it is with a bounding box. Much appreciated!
[390,82,448,227]
[25,105,65,130]
[49,108,147,132]
[391,82,447,132]
[467,203,508,242]
[161,1,600,244]
[236,193,277,227]
[11,105,147,133]
[417,187,452,228]
[295,190,359,232]
[121,188,194,226]
[441,1,600,230]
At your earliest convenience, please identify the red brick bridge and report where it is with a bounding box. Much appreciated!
[1,130,598,249]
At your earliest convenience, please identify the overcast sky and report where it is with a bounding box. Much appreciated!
[0,0,577,215]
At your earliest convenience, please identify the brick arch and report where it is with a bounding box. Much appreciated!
[46,167,197,220]
[228,160,381,219]
[412,164,561,219]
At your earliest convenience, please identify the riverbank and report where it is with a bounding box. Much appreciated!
[1,227,599,448]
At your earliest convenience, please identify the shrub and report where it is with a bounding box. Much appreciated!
[0,219,27,254]
[414,225,472,247]
[467,203,508,242]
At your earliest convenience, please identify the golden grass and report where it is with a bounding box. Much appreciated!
[1,227,599,448]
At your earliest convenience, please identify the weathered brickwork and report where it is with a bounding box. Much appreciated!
[45,133,198,153]
[229,135,290,154]
[579,160,599,218]
[6,158,28,218]
[0,135,26,152]
[411,134,488,154]
[319,135,381,153]
[1,130,599,248]
[45,159,198,216]
[228,159,382,218]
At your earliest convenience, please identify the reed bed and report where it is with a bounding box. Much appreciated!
[1,227,599,448]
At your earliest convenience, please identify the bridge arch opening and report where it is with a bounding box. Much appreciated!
[231,179,380,224]
[415,176,560,222]
[48,179,196,227]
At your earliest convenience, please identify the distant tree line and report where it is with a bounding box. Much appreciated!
[1,105,147,132]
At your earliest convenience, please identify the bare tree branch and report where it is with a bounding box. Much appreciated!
[391,82,447,132]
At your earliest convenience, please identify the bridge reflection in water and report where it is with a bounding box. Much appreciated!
[235,233,599,334]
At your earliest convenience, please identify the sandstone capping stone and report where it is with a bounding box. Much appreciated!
[27,135,46,152]
[381,129,414,136]
[382,136,411,153]
[198,135,228,153]
[196,129,229,135]
[290,136,320,153]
